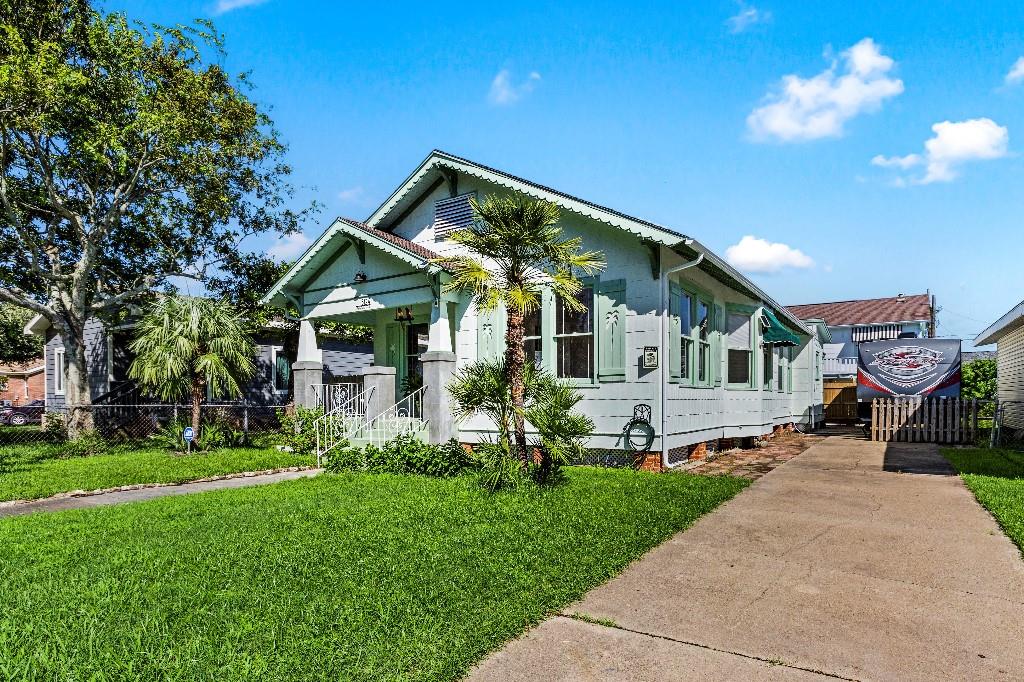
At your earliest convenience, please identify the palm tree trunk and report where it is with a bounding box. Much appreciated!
[191,375,204,438]
[504,308,529,467]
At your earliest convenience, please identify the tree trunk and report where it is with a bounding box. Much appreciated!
[504,307,529,467]
[60,318,94,438]
[191,375,204,439]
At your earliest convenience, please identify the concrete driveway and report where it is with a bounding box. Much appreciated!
[469,433,1024,681]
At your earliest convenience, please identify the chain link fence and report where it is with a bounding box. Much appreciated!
[991,400,1024,450]
[0,403,295,451]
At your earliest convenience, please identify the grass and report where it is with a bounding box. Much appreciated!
[942,447,1024,553]
[0,468,747,680]
[0,437,313,502]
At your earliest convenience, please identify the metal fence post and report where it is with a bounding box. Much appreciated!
[243,399,249,436]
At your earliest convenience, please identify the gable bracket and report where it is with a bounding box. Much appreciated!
[645,242,661,280]
[353,239,366,264]
[441,167,459,197]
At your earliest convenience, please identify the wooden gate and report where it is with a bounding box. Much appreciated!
[870,397,981,444]
[824,379,858,422]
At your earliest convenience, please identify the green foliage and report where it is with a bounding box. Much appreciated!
[526,379,595,484]
[60,430,108,458]
[275,406,322,455]
[324,435,471,477]
[962,358,997,401]
[0,444,313,502]
[471,439,528,492]
[151,419,187,451]
[0,303,43,363]
[129,296,257,405]
[41,411,68,443]
[943,448,1024,554]
[0,468,748,679]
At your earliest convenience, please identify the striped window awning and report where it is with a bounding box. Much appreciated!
[852,324,903,343]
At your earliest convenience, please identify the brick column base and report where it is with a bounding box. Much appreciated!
[687,441,708,461]
[635,452,663,472]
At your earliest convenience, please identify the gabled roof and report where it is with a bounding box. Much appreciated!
[0,360,44,375]
[260,217,447,306]
[261,150,809,335]
[975,299,1024,346]
[786,294,932,327]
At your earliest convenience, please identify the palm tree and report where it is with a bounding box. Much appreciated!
[443,195,604,465]
[128,296,256,437]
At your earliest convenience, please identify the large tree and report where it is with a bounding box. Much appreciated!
[443,195,603,466]
[0,1,307,434]
[0,302,43,362]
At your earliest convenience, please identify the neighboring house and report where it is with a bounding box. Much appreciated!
[23,315,372,408]
[0,359,45,406]
[786,293,935,422]
[963,350,996,363]
[262,150,825,467]
[975,301,1024,429]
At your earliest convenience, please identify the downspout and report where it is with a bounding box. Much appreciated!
[659,248,704,469]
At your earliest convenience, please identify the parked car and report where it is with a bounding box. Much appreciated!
[1,400,45,426]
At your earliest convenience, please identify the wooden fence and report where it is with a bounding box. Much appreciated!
[824,380,858,422]
[870,397,983,444]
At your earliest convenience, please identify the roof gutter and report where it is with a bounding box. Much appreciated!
[659,246,704,470]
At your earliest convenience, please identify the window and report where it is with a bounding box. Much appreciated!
[777,347,786,392]
[726,312,752,386]
[523,305,543,369]
[763,344,773,389]
[679,291,692,381]
[54,348,66,395]
[787,347,794,393]
[271,346,291,394]
[554,285,594,380]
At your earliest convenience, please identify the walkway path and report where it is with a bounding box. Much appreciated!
[470,434,1024,681]
[0,469,320,519]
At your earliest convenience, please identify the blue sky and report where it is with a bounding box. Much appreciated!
[109,0,1024,348]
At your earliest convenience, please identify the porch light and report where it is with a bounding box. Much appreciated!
[394,307,414,322]
[354,271,368,283]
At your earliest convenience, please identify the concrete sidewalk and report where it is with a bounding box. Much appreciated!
[470,434,1024,681]
[0,469,320,518]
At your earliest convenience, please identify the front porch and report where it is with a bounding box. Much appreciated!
[261,218,464,449]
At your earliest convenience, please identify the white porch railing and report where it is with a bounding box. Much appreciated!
[314,385,375,466]
[349,386,428,448]
[313,382,363,414]
[823,357,858,376]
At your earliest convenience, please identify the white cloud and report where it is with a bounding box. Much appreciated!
[725,236,815,274]
[872,118,1009,184]
[488,69,541,106]
[213,0,267,15]
[267,232,312,262]
[746,38,903,143]
[726,2,771,33]
[1006,57,1024,85]
[337,186,364,203]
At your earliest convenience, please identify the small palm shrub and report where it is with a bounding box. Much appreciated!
[471,439,527,492]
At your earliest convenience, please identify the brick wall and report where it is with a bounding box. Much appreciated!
[0,370,44,405]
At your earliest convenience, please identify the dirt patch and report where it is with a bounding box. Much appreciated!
[683,431,825,480]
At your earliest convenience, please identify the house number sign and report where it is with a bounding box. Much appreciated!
[642,346,659,369]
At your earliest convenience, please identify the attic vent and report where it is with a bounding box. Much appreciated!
[434,193,475,241]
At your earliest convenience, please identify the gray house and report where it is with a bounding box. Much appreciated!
[24,314,372,408]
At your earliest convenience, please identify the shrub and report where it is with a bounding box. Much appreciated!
[151,419,188,451]
[322,441,364,473]
[41,412,68,443]
[61,430,109,458]
[196,423,227,452]
[323,435,472,477]
[276,406,323,455]
[471,439,526,492]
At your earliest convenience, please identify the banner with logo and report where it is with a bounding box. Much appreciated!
[857,339,961,400]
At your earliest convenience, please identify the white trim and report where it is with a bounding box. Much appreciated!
[271,345,289,394]
[53,347,66,396]
[976,299,1024,346]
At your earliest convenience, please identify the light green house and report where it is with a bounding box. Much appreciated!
[261,151,824,466]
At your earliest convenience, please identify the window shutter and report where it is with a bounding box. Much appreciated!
[713,303,725,386]
[476,302,507,360]
[597,279,626,382]
[434,193,476,241]
[669,282,682,380]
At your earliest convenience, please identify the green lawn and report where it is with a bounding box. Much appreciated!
[0,468,747,680]
[0,438,313,502]
[942,448,1024,553]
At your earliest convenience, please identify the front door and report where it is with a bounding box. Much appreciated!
[403,323,429,395]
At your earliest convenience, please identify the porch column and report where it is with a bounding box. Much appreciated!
[292,319,324,409]
[360,365,396,419]
[422,300,456,444]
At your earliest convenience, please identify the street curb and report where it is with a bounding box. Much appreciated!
[0,466,322,509]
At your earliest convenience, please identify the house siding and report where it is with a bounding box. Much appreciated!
[378,174,823,452]
[996,324,1024,429]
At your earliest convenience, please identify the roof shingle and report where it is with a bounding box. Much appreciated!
[786,294,932,326]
